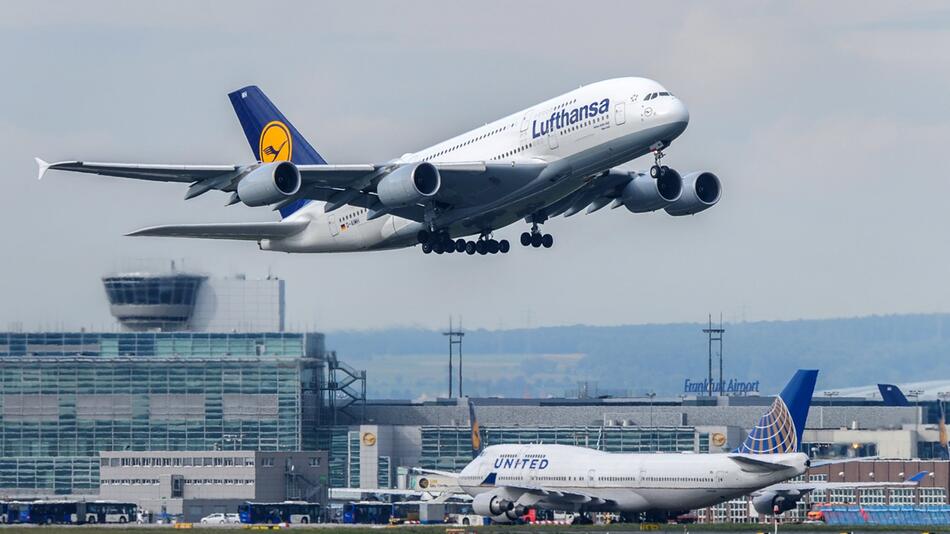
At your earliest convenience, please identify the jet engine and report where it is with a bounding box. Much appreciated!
[376,162,441,208]
[472,492,525,521]
[489,505,527,524]
[621,169,683,213]
[752,491,801,516]
[664,171,721,216]
[237,161,301,207]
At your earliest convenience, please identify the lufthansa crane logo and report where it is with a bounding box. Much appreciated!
[712,432,726,447]
[259,121,292,163]
[361,432,377,447]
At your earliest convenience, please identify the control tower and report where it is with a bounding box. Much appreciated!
[102,262,285,332]
[102,271,205,331]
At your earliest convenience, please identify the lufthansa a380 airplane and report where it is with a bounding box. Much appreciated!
[36,78,721,255]
[455,370,819,522]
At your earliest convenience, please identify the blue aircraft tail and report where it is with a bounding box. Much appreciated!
[227,85,326,217]
[735,369,818,454]
[878,384,910,407]
[468,399,484,459]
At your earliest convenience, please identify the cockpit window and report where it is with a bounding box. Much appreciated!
[658,91,670,96]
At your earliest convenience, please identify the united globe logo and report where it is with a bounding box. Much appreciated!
[736,397,797,454]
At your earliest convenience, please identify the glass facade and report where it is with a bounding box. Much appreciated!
[420,425,697,471]
[0,332,325,496]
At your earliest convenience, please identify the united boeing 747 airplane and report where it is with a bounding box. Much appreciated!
[455,370,819,522]
[37,78,720,255]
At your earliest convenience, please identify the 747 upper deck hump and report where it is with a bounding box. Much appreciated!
[36,77,721,256]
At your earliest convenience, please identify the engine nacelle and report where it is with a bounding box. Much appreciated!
[489,505,527,524]
[376,162,441,208]
[472,492,515,517]
[237,161,301,207]
[752,491,801,516]
[664,171,721,216]
[621,169,683,213]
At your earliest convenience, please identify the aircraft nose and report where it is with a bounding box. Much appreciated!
[665,97,689,126]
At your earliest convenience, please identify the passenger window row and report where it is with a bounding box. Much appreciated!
[424,125,510,161]
[491,142,533,161]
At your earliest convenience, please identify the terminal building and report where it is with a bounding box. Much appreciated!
[0,331,326,499]
[0,269,367,521]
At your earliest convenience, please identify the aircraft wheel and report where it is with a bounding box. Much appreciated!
[487,240,500,254]
[417,230,431,244]
[442,239,455,253]
[465,241,477,255]
[541,234,554,248]
[499,239,510,253]
[455,239,466,253]
[531,233,543,248]
[433,242,444,254]
[476,241,487,255]
[421,243,432,254]
[520,232,532,246]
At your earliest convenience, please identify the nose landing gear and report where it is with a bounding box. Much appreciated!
[649,145,673,179]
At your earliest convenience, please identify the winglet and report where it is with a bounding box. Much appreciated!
[909,471,929,483]
[35,157,50,180]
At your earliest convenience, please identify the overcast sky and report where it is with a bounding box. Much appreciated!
[2,1,950,332]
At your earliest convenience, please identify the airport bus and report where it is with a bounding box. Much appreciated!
[14,501,79,524]
[238,501,321,524]
[342,502,394,524]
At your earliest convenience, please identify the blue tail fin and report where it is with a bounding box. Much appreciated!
[227,85,326,217]
[468,399,483,459]
[736,369,818,454]
[878,384,910,406]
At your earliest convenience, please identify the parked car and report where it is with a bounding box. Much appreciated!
[200,513,239,524]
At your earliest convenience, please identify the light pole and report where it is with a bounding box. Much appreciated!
[647,391,657,451]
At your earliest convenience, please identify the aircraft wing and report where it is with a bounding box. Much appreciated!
[37,158,547,220]
[762,470,929,497]
[542,170,634,217]
[488,482,613,509]
[126,221,309,240]
[727,454,801,473]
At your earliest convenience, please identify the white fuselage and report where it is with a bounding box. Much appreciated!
[458,444,808,514]
[261,77,689,253]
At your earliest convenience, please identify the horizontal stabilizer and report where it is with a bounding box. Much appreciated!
[127,220,309,240]
[728,454,797,472]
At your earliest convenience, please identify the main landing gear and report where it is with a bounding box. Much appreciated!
[418,230,509,256]
[520,222,554,249]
